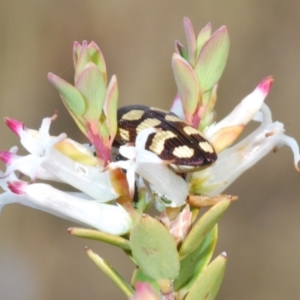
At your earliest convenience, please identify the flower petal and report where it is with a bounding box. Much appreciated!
[42,148,120,201]
[7,181,132,235]
[205,76,273,139]
[191,103,299,196]
[135,154,188,207]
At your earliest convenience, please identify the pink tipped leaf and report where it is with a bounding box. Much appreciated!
[195,26,230,92]
[183,17,197,66]
[104,75,118,143]
[75,62,106,121]
[48,73,85,116]
[196,22,212,58]
[172,53,199,125]
[73,41,90,82]
[88,41,107,82]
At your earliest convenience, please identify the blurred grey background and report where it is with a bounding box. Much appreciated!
[0,1,300,299]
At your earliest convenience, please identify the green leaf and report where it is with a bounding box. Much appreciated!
[194,26,229,92]
[75,62,106,121]
[130,214,180,281]
[179,200,230,259]
[74,41,90,82]
[104,75,118,141]
[68,227,131,250]
[172,53,199,124]
[88,41,107,83]
[86,248,134,297]
[174,225,218,291]
[185,253,227,300]
[47,73,86,116]
[183,17,197,66]
[196,23,212,59]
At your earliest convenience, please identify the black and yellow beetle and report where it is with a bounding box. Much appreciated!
[115,105,217,172]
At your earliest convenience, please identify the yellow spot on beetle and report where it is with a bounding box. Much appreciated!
[173,145,194,158]
[137,118,161,133]
[149,130,176,155]
[199,141,214,153]
[122,110,144,121]
[165,115,184,122]
[183,126,203,136]
[119,128,130,141]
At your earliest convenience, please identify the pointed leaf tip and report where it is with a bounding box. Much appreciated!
[48,72,86,116]
[183,17,197,66]
[179,200,230,259]
[196,22,212,58]
[172,53,199,121]
[104,75,118,142]
[185,253,227,300]
[195,25,230,92]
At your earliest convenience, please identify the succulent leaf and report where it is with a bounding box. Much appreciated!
[194,26,229,92]
[104,75,118,142]
[88,41,107,82]
[47,73,86,116]
[185,253,227,300]
[75,62,106,121]
[179,200,230,259]
[196,22,212,58]
[172,53,199,124]
[174,225,218,292]
[183,17,197,66]
[130,214,180,281]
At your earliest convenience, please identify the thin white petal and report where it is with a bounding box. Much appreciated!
[23,183,132,235]
[42,148,119,201]
[205,79,272,139]
[135,161,188,207]
[196,120,289,196]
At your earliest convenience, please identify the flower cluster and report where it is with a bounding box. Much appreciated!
[0,17,299,299]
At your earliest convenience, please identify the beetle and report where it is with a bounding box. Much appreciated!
[115,105,217,172]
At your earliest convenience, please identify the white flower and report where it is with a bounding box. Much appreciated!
[189,78,300,197]
[4,181,132,235]
[0,116,132,235]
